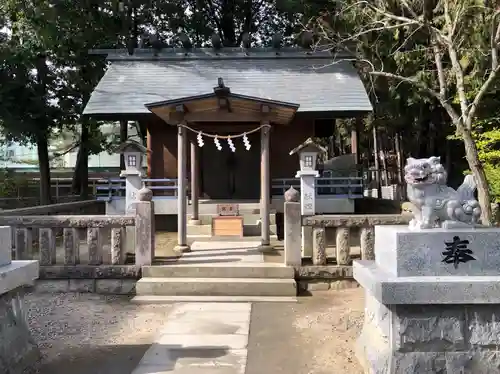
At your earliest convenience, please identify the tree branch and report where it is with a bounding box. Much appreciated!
[433,42,447,98]
[369,70,461,124]
[443,1,469,123]
[467,10,500,124]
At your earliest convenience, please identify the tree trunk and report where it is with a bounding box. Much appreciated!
[372,125,381,196]
[79,123,89,200]
[461,128,493,225]
[119,120,128,170]
[395,132,403,185]
[72,147,83,194]
[36,134,52,205]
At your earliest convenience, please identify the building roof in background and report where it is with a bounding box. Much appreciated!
[83,48,373,118]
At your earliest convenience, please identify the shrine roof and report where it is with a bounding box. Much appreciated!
[82,47,372,119]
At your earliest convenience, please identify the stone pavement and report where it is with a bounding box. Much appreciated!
[131,302,251,374]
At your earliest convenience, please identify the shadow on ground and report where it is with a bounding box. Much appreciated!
[34,344,150,374]
[34,343,234,374]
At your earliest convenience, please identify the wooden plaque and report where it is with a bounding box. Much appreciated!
[217,203,239,216]
[212,216,244,237]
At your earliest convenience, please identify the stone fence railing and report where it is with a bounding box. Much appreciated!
[284,201,411,266]
[0,192,154,269]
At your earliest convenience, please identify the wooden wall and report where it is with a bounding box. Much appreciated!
[144,115,315,182]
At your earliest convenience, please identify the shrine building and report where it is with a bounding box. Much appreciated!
[83,46,372,250]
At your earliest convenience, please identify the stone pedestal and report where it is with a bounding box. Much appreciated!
[296,170,318,258]
[355,225,500,373]
[0,226,40,373]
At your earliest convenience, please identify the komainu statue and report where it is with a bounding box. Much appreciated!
[404,156,482,229]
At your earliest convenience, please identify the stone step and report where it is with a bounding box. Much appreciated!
[186,224,212,236]
[135,277,297,297]
[142,264,294,279]
[244,223,277,236]
[131,295,297,303]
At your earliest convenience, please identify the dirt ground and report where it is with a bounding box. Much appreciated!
[25,288,365,374]
[248,288,365,374]
[25,292,174,374]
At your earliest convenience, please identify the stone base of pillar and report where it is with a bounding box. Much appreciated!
[257,244,274,253]
[174,244,191,254]
[188,219,201,226]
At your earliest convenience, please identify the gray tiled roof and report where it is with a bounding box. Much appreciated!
[83,52,372,116]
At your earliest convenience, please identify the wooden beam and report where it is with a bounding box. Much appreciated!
[167,110,293,124]
[175,104,186,113]
[218,97,231,112]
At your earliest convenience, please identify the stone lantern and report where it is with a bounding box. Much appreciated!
[289,138,327,216]
[289,138,326,258]
[116,140,149,213]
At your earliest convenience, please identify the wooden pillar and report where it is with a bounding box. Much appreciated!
[259,122,272,251]
[119,120,128,170]
[175,124,190,253]
[352,118,361,165]
[189,141,200,225]
[146,124,153,178]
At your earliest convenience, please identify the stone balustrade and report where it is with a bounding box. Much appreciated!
[0,190,155,268]
[284,201,411,266]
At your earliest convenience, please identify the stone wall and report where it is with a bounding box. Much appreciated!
[358,291,500,373]
[0,288,40,374]
[34,265,141,295]
[295,266,359,293]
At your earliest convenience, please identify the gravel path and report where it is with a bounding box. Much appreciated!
[24,292,174,374]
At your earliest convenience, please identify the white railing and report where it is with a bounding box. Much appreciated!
[95,178,178,201]
[94,176,364,201]
[271,177,364,199]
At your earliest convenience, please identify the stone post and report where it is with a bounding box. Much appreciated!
[39,228,56,265]
[189,141,200,225]
[259,123,272,251]
[335,227,351,265]
[296,170,318,257]
[284,186,301,266]
[123,173,142,213]
[312,227,326,265]
[360,226,375,260]
[15,228,32,261]
[0,227,12,267]
[284,202,301,266]
[133,187,155,266]
[175,125,190,253]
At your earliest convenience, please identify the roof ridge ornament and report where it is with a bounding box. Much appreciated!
[214,77,230,96]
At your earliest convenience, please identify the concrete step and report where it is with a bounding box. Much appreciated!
[131,295,297,303]
[142,264,294,279]
[244,223,277,236]
[135,277,297,297]
[186,224,212,236]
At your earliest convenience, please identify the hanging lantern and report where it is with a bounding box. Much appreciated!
[242,133,251,150]
[197,132,204,147]
[227,138,236,152]
[214,136,222,151]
